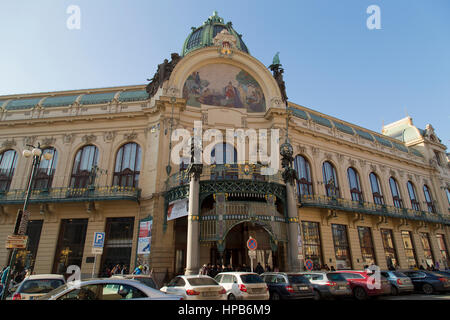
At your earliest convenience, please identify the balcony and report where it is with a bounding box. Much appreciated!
[298,194,450,225]
[200,201,288,242]
[165,164,287,203]
[0,186,141,205]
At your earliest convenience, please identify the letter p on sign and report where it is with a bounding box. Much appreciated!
[93,232,105,248]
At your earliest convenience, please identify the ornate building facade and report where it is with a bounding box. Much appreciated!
[0,12,449,282]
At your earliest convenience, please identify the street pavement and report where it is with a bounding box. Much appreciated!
[379,293,450,300]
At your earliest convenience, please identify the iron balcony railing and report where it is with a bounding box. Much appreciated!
[0,185,141,204]
[166,163,284,190]
[298,194,450,225]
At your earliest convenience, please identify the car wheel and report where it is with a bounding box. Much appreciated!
[313,290,321,301]
[390,285,399,296]
[353,287,368,301]
[271,292,280,300]
[422,284,434,295]
[228,294,236,300]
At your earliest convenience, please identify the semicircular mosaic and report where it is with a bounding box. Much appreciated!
[183,63,266,112]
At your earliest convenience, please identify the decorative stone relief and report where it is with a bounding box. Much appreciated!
[63,133,75,144]
[270,97,284,109]
[42,137,56,147]
[82,134,97,144]
[370,164,377,172]
[103,131,116,143]
[389,169,396,177]
[23,136,37,146]
[124,132,138,141]
[1,139,16,148]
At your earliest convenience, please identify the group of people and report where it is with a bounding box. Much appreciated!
[305,263,337,272]
[0,266,32,295]
[102,264,129,277]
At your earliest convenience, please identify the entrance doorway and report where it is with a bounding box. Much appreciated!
[211,222,283,272]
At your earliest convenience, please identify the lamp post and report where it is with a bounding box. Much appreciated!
[1,143,52,300]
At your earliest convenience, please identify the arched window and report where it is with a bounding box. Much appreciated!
[369,173,384,205]
[0,149,17,192]
[389,177,403,209]
[32,147,58,190]
[294,155,313,197]
[347,167,363,202]
[70,145,99,188]
[322,161,339,198]
[407,181,421,211]
[211,143,238,180]
[423,185,436,213]
[113,143,142,188]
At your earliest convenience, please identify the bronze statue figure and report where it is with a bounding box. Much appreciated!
[146,53,183,98]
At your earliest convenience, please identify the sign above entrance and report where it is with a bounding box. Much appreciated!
[247,237,257,251]
[167,198,188,221]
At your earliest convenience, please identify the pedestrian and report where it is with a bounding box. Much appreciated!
[255,262,264,275]
[330,266,336,272]
[419,265,425,270]
[199,264,208,275]
[265,264,272,272]
[121,265,128,275]
[133,265,143,275]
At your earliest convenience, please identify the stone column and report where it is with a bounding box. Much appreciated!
[185,163,202,275]
[285,179,303,272]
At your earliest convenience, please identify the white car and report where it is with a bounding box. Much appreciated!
[160,275,226,300]
[10,274,66,300]
[214,272,269,300]
[38,278,183,300]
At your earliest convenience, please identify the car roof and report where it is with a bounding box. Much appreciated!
[217,272,259,275]
[25,274,65,280]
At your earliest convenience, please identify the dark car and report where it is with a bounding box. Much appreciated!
[261,272,314,300]
[380,271,414,295]
[402,270,450,294]
[300,272,352,300]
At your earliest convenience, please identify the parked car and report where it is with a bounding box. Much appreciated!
[334,270,390,300]
[260,272,314,300]
[300,272,352,300]
[215,272,269,300]
[160,275,226,300]
[10,274,66,300]
[402,270,450,295]
[38,278,182,300]
[380,271,414,296]
[111,274,159,289]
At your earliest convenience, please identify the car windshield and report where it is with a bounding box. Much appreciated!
[132,277,157,289]
[327,273,346,281]
[38,283,71,300]
[20,279,65,294]
[240,274,264,284]
[187,278,218,286]
[288,275,310,284]
[338,273,365,279]
[392,272,407,278]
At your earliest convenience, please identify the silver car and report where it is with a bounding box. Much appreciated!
[38,278,182,300]
[300,272,352,300]
[381,271,414,295]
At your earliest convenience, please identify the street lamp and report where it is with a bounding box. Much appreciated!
[1,143,52,300]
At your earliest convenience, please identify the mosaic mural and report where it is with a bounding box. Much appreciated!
[183,64,266,112]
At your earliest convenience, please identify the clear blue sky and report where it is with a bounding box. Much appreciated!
[0,0,449,147]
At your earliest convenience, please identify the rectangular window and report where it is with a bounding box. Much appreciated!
[436,234,450,269]
[420,233,435,268]
[100,217,135,277]
[331,224,352,270]
[380,228,398,269]
[358,226,376,265]
[401,231,418,269]
[15,220,43,273]
[302,221,323,268]
[53,219,88,274]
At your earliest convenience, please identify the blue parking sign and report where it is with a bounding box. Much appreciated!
[93,232,105,248]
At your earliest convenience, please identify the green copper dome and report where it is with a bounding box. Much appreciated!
[181,11,249,56]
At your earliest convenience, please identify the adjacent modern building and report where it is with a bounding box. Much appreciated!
[0,12,449,283]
